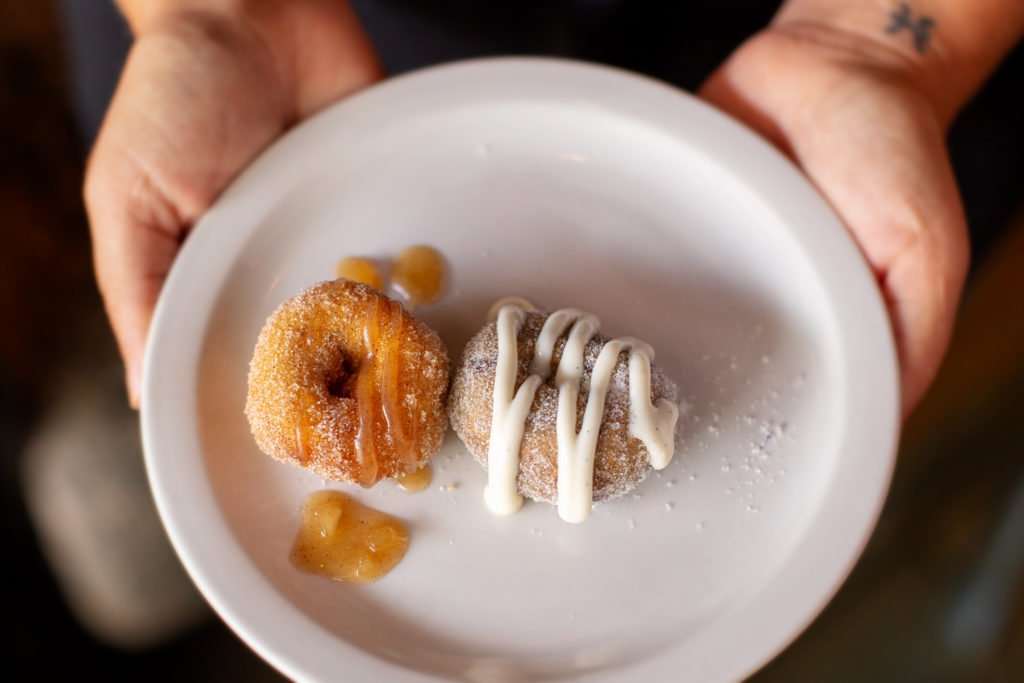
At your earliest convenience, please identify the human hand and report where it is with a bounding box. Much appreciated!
[85,0,382,406]
[701,21,970,418]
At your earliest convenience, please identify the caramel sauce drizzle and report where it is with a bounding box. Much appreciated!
[354,299,382,486]
[379,301,416,472]
[394,464,432,492]
[353,297,416,486]
[294,393,314,465]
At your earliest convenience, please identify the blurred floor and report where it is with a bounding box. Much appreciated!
[1,2,1020,682]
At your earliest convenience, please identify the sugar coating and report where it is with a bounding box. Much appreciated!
[245,280,450,485]
[448,311,679,505]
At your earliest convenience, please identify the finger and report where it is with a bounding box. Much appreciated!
[878,184,969,417]
[787,97,969,418]
[699,68,794,158]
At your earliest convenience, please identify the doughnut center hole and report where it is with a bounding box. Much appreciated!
[327,356,360,399]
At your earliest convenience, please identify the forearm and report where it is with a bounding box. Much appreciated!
[115,0,382,115]
[773,0,1024,125]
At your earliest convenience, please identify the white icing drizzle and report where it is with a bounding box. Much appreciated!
[485,301,679,523]
[488,296,535,321]
[484,305,542,515]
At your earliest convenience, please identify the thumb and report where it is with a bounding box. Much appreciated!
[82,12,295,408]
[698,67,793,158]
[697,41,968,416]
[85,148,183,408]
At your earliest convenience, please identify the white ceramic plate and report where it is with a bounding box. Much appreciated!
[142,58,899,682]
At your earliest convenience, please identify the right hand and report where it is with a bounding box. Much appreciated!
[85,1,382,406]
[700,24,969,418]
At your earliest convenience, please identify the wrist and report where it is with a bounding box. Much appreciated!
[116,0,267,35]
[772,0,1024,126]
[117,0,382,115]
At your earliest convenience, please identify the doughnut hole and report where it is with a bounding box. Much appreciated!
[325,355,360,400]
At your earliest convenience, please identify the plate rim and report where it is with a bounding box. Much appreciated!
[141,56,900,682]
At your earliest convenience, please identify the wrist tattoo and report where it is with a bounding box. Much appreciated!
[885,2,935,54]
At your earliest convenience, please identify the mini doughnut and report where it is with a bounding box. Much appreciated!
[245,280,450,486]
[448,308,679,507]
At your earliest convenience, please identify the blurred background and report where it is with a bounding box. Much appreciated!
[3,1,1021,680]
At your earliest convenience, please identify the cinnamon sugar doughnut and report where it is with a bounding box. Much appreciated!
[245,280,449,486]
[448,305,679,518]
